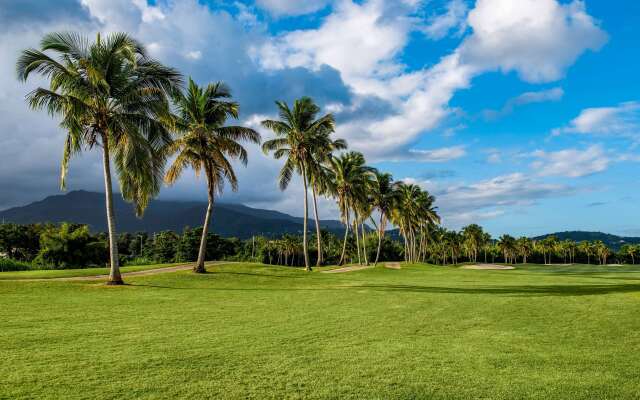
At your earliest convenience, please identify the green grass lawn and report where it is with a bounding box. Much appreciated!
[0,262,184,280]
[2,262,640,399]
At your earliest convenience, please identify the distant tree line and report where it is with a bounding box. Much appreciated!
[1,222,638,272]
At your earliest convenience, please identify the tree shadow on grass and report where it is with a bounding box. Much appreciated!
[355,283,640,297]
[126,282,640,297]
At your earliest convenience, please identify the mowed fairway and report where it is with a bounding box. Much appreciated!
[2,263,640,399]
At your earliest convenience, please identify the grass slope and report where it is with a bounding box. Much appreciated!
[0,263,184,280]
[2,263,640,399]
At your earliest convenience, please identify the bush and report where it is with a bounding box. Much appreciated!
[123,257,157,266]
[0,257,34,272]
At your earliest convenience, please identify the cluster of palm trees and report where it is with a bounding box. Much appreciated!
[18,31,441,283]
[260,99,441,270]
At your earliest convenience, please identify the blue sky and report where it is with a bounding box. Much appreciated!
[0,0,638,237]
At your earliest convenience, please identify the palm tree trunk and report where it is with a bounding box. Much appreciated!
[361,222,368,265]
[339,211,350,266]
[301,168,311,271]
[354,218,361,265]
[102,137,122,285]
[374,215,384,266]
[195,188,213,273]
[311,184,323,266]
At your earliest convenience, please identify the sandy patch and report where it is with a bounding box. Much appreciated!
[605,264,624,267]
[384,262,401,270]
[322,265,373,273]
[462,264,515,270]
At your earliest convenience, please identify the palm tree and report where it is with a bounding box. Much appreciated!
[390,183,439,263]
[17,32,181,284]
[164,78,260,273]
[369,172,397,266]
[307,132,346,266]
[515,237,533,264]
[327,152,375,265]
[497,234,516,264]
[462,224,483,263]
[262,97,335,271]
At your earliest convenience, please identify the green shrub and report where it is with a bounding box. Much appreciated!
[0,257,34,272]
[123,257,157,267]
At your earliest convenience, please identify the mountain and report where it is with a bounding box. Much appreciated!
[532,231,640,250]
[0,191,345,238]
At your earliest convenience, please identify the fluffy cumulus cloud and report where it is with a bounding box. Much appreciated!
[254,0,607,158]
[459,0,607,83]
[530,145,610,178]
[552,101,640,141]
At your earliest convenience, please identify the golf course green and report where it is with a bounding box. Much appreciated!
[1,262,639,399]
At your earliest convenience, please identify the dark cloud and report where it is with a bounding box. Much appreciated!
[0,0,91,31]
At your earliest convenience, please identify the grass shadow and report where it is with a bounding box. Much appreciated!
[355,283,640,297]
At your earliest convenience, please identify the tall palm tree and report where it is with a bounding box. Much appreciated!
[17,32,181,284]
[369,172,397,266]
[307,133,346,266]
[261,97,335,271]
[164,78,260,273]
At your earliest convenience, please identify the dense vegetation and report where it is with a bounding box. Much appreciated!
[2,221,638,271]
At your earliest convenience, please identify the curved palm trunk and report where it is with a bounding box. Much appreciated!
[354,217,361,265]
[374,215,384,266]
[102,137,122,285]
[311,184,323,266]
[195,187,214,273]
[301,168,311,271]
[338,210,350,266]
[361,222,368,265]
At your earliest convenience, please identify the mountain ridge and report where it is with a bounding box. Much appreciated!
[0,191,345,239]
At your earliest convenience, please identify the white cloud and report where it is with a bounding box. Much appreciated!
[388,145,467,162]
[254,0,412,84]
[552,101,640,140]
[254,0,331,17]
[185,50,202,60]
[254,0,607,159]
[530,145,609,177]
[422,0,468,40]
[460,0,607,83]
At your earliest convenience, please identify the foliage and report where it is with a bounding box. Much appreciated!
[0,257,34,272]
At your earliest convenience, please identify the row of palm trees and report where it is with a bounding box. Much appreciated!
[18,31,441,283]
[425,225,631,266]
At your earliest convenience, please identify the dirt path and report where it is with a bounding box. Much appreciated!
[322,265,374,273]
[461,264,515,270]
[384,262,401,270]
[7,261,230,282]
